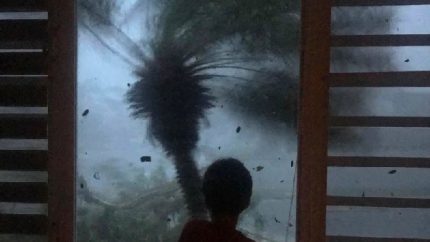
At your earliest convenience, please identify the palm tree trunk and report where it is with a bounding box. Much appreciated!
[173,153,208,219]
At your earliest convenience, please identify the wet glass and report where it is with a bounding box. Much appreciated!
[77,1,300,241]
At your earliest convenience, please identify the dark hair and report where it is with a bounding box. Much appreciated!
[202,158,253,216]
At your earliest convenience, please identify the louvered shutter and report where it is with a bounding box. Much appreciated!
[0,1,75,242]
[327,1,430,241]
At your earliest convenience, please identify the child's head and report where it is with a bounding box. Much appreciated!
[202,158,253,218]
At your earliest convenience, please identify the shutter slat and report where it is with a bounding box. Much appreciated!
[330,72,430,87]
[0,1,47,12]
[0,114,47,139]
[0,151,47,171]
[327,196,430,208]
[330,116,430,127]
[0,76,47,86]
[0,182,47,203]
[0,41,45,50]
[327,236,430,242]
[0,84,46,106]
[332,0,430,6]
[328,156,430,168]
[332,35,430,47]
[0,20,47,43]
[0,52,46,75]
[0,214,47,235]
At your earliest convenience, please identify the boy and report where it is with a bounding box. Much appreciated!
[179,158,255,242]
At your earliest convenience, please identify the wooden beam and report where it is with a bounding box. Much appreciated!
[0,113,47,139]
[328,156,430,168]
[0,52,46,75]
[0,182,47,203]
[0,214,47,235]
[0,1,47,12]
[330,116,430,127]
[0,150,47,171]
[327,196,430,208]
[48,0,76,241]
[297,0,331,241]
[332,35,430,47]
[327,236,430,242]
[330,72,430,87]
[332,0,430,6]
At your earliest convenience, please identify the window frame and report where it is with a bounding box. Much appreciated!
[48,0,77,241]
[46,0,331,241]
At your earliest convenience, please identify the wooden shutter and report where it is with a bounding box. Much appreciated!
[0,1,76,241]
[327,1,430,241]
[0,1,49,240]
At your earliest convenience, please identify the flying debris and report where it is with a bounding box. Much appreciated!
[254,166,264,172]
[404,59,410,63]
[274,217,281,223]
[388,169,397,174]
[140,156,152,162]
[236,126,241,133]
[82,109,90,117]
[290,160,294,167]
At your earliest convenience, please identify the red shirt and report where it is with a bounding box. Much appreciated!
[179,220,255,242]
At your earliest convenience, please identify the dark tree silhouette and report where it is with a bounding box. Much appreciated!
[126,43,215,218]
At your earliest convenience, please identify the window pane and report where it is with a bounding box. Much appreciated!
[76,1,300,241]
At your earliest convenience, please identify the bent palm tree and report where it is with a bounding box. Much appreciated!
[126,43,215,218]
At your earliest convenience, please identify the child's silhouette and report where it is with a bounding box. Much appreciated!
[179,158,255,242]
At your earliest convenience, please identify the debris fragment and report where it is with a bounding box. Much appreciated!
[255,166,264,172]
[288,223,293,227]
[236,126,241,133]
[82,109,90,117]
[280,180,285,183]
[80,183,84,189]
[218,146,221,150]
[127,83,131,87]
[290,160,294,167]
[404,59,410,63]
[388,169,397,174]
[140,156,152,162]
[274,217,281,223]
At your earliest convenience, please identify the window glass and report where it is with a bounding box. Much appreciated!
[77,1,300,241]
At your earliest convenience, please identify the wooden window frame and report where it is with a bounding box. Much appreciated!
[45,0,331,241]
[48,0,77,241]
[296,0,331,241]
